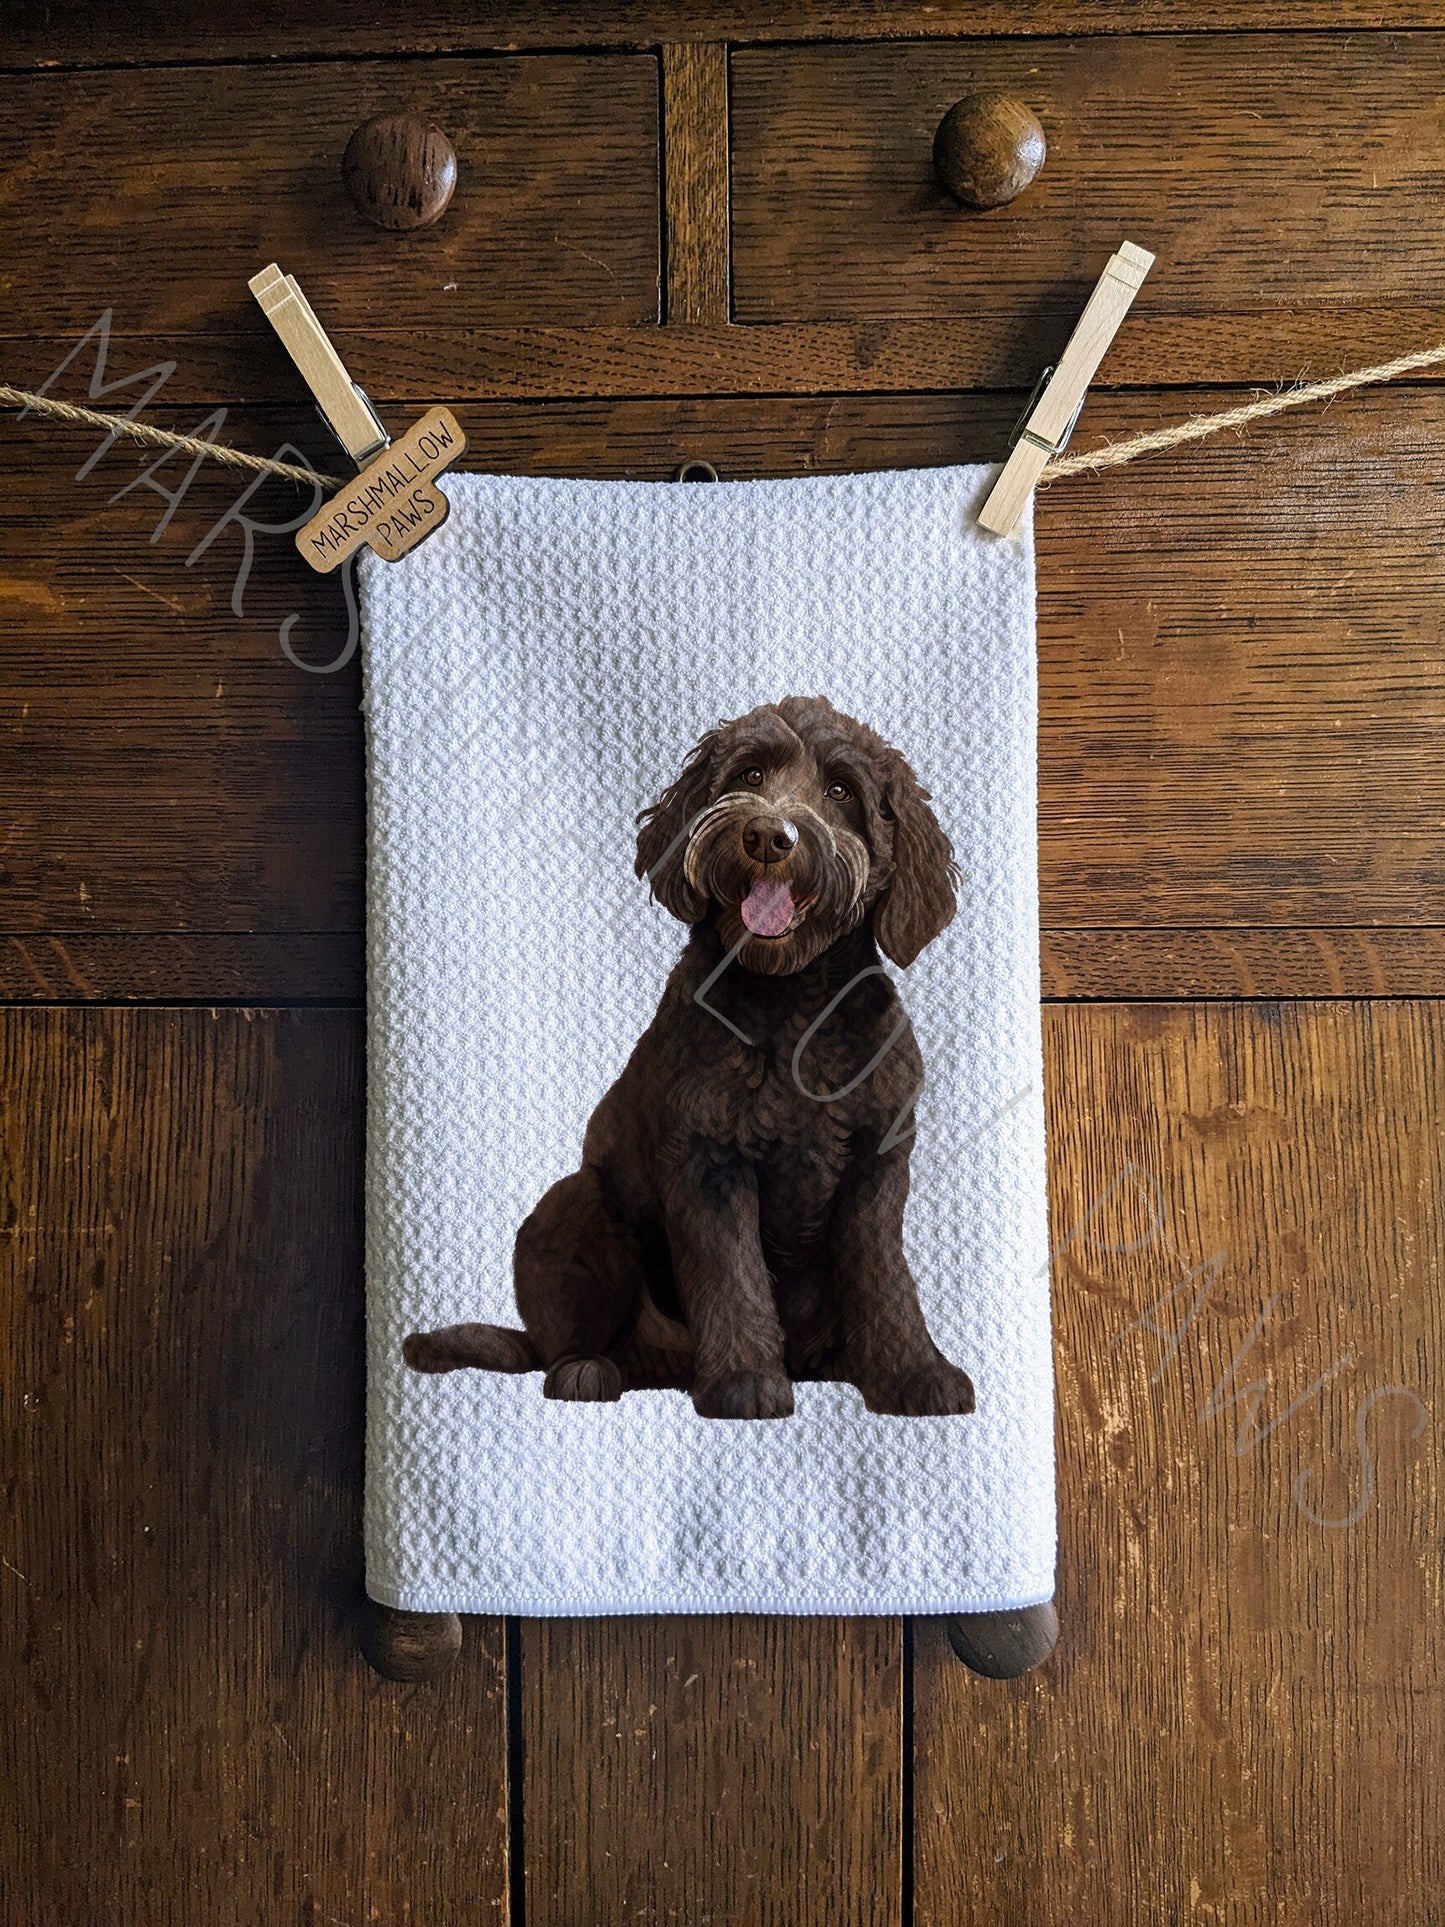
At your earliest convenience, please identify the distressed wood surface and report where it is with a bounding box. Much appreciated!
[732,37,1445,324]
[5,1001,1437,1921]
[0,57,660,337]
[3,389,1443,949]
[522,1616,903,1924]
[4,13,1442,1923]
[8,1,1445,64]
[0,1007,509,1923]
[916,999,1443,1924]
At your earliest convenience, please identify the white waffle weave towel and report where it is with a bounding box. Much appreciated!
[358,465,1053,1615]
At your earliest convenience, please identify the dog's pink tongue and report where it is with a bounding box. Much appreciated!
[741,877,795,937]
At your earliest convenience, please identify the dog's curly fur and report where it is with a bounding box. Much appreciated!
[404,695,976,1420]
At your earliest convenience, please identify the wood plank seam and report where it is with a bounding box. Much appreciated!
[4,932,1443,1005]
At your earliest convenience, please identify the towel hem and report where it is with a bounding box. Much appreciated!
[363,1580,1057,1617]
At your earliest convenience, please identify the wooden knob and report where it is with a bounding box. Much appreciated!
[933,93,1046,210]
[362,1602,463,1681]
[343,113,457,232]
[947,1600,1060,1677]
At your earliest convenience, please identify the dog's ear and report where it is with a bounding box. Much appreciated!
[635,727,720,921]
[874,756,959,967]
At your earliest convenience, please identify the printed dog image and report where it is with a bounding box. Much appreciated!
[404,695,976,1421]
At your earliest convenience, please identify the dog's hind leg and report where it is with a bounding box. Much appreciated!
[403,1324,539,1374]
[514,1168,646,1402]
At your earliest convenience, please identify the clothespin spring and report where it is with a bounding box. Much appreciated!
[1009,367,1086,458]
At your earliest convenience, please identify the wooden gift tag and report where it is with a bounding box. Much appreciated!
[295,405,468,573]
[249,263,467,573]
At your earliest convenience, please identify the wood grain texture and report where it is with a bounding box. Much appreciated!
[0,405,364,932]
[1040,928,1445,1001]
[0,1007,508,1924]
[662,44,731,325]
[18,308,1445,402]
[1032,384,1445,929]
[0,56,659,336]
[4,13,1439,1925]
[732,36,1445,323]
[4,389,1444,947]
[4,928,1441,1006]
[9,1,1445,63]
[914,1000,1442,1925]
[522,1616,901,1925]
[0,934,363,1002]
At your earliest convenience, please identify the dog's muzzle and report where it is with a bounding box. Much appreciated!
[683,795,869,942]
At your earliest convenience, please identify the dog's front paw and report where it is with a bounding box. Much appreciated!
[692,1370,795,1420]
[874,1361,976,1417]
[544,1355,623,1402]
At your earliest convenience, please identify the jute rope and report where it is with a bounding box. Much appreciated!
[1041,338,1445,479]
[6,339,1445,496]
[0,384,345,489]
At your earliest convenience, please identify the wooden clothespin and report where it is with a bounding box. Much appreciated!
[248,262,466,572]
[976,241,1154,538]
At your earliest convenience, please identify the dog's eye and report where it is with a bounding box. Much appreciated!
[825,780,853,802]
[740,767,764,787]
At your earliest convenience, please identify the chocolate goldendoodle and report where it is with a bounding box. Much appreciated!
[404,694,975,1421]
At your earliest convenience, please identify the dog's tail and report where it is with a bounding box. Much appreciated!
[403,1323,541,1375]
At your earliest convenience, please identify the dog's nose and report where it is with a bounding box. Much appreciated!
[742,814,799,863]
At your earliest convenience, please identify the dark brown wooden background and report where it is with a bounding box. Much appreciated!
[1,6,1440,1922]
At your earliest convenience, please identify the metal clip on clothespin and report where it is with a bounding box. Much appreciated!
[1007,365,1086,460]
[248,262,467,573]
[976,240,1154,538]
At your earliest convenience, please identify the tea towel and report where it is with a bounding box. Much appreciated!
[359,464,1053,1615]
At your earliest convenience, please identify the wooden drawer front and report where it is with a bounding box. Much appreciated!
[0,56,659,336]
[731,36,1445,325]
